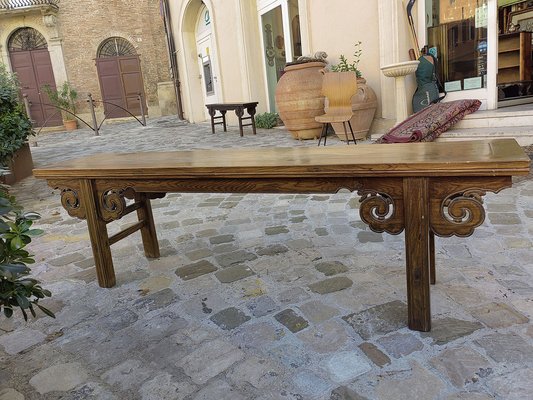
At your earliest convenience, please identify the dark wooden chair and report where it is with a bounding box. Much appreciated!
[315,71,358,146]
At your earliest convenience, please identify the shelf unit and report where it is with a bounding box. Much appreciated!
[497,31,532,84]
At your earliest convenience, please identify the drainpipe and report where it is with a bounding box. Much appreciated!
[161,0,184,119]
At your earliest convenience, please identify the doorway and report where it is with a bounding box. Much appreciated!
[196,4,219,119]
[8,27,62,127]
[95,37,147,119]
[259,0,302,112]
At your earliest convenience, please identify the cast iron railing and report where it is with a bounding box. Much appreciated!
[0,0,59,10]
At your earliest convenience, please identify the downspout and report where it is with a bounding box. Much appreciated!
[161,0,184,119]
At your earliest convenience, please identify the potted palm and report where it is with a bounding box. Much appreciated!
[42,82,78,131]
[0,65,34,185]
[329,42,377,141]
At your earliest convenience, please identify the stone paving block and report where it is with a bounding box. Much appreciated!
[315,261,349,276]
[374,362,445,400]
[138,373,196,400]
[101,359,152,390]
[315,227,329,236]
[274,309,309,333]
[474,333,533,363]
[0,328,46,355]
[210,307,251,330]
[0,389,24,400]
[357,231,384,243]
[74,257,95,269]
[96,309,139,332]
[487,367,533,400]
[215,264,255,283]
[430,347,492,388]
[61,382,118,400]
[330,386,369,400]
[358,342,391,367]
[497,279,533,295]
[215,250,257,267]
[325,351,372,383]
[293,370,333,398]
[255,244,289,256]
[377,333,424,358]
[180,339,244,384]
[246,295,280,317]
[277,287,311,304]
[191,379,247,400]
[185,248,213,261]
[29,362,89,394]
[298,300,340,323]
[175,260,217,280]
[48,252,86,266]
[469,302,529,328]
[139,275,174,292]
[265,225,289,235]
[343,300,408,340]
[309,276,353,294]
[297,320,351,353]
[487,213,521,225]
[132,288,179,312]
[444,393,493,400]
[209,234,235,244]
[234,321,285,349]
[227,356,281,389]
[422,318,483,345]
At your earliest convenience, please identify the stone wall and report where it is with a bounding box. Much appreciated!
[56,0,170,114]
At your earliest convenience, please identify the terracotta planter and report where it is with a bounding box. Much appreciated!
[0,143,34,185]
[275,61,326,140]
[329,77,377,141]
[63,119,78,131]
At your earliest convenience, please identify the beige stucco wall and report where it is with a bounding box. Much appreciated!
[170,0,418,125]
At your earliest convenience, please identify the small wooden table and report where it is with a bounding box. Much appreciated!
[206,102,258,136]
[33,139,530,332]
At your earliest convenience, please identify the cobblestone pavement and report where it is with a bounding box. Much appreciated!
[1,117,532,400]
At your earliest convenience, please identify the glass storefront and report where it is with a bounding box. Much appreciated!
[426,0,489,92]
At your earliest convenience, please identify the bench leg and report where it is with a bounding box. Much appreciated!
[80,179,116,288]
[208,107,216,134]
[247,105,257,135]
[235,107,244,137]
[221,110,227,132]
[429,231,436,285]
[135,193,160,258]
[403,177,431,332]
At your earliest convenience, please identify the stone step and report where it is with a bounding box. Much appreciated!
[438,126,533,146]
[455,108,533,129]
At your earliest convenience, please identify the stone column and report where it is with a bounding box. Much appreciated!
[47,38,68,85]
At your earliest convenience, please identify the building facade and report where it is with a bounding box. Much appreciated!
[167,0,533,133]
[0,0,176,127]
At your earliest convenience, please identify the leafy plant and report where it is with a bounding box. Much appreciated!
[0,64,34,167]
[0,183,54,320]
[255,112,279,129]
[330,41,363,78]
[41,81,78,121]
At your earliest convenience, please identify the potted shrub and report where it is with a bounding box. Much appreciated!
[329,42,378,141]
[0,183,54,320]
[42,81,78,131]
[0,64,35,185]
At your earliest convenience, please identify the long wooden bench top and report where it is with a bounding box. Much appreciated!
[32,138,530,333]
[33,139,530,179]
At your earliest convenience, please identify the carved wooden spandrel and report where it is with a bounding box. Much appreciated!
[48,180,86,220]
[429,177,513,237]
[357,178,404,235]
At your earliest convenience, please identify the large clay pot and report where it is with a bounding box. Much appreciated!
[63,119,78,131]
[330,77,377,141]
[275,61,326,140]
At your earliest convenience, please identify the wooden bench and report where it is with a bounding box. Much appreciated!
[33,139,530,332]
[205,102,258,137]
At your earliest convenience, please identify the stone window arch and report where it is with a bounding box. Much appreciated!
[8,27,47,52]
[97,37,136,58]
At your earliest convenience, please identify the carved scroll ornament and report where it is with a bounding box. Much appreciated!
[431,189,487,237]
[99,188,128,222]
[358,190,404,234]
[60,188,86,219]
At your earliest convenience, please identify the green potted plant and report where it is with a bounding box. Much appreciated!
[0,64,35,185]
[329,42,377,141]
[42,81,78,131]
[0,182,54,320]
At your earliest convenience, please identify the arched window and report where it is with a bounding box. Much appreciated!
[97,37,136,58]
[8,27,47,52]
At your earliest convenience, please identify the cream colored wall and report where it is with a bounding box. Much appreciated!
[170,0,268,123]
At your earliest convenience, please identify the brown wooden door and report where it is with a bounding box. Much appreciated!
[9,49,62,127]
[95,55,146,119]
